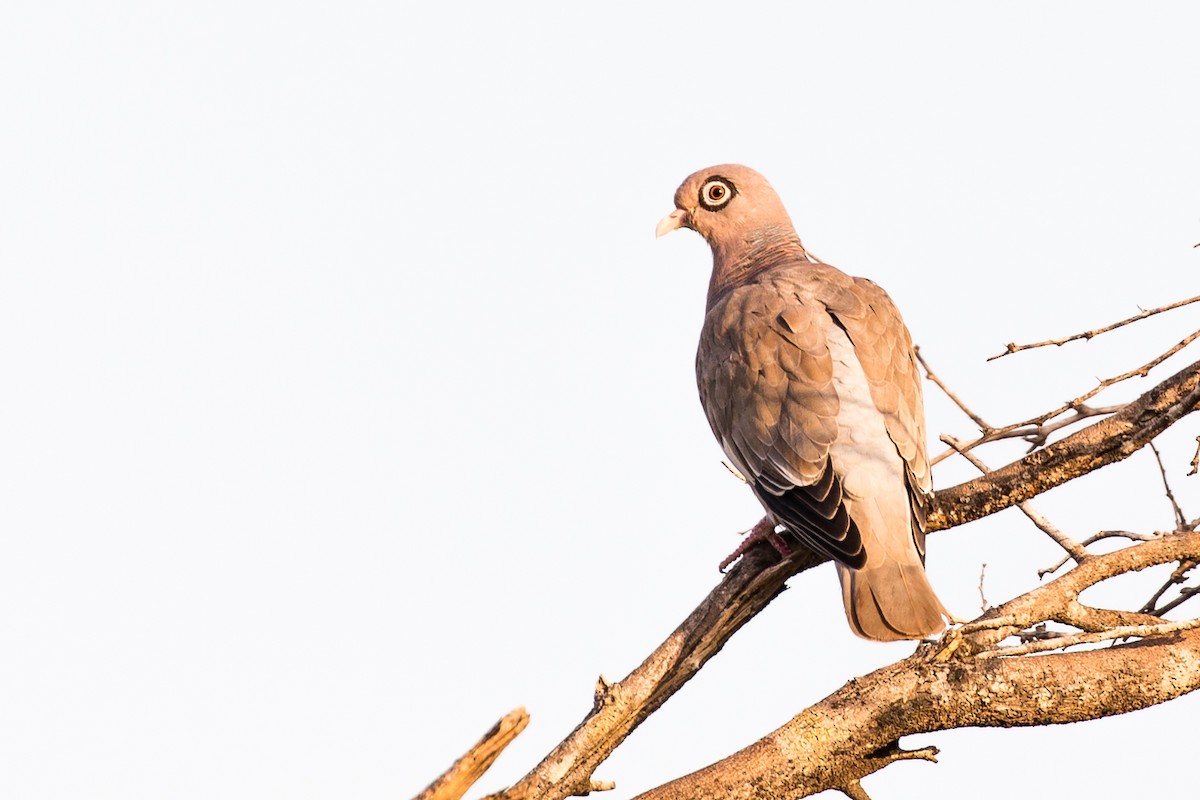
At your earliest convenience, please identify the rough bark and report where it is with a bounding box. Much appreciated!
[637,627,1200,800]
[419,709,530,800]
[927,357,1200,530]
[478,358,1200,800]
[411,357,1200,800]
[634,531,1200,800]
[482,546,823,800]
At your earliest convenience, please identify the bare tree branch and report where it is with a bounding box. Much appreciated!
[417,709,531,800]
[1038,529,1162,578]
[421,306,1200,800]
[924,328,1200,466]
[1140,557,1200,616]
[635,626,1200,800]
[631,532,1200,800]
[988,294,1200,360]
[1149,583,1200,616]
[468,357,1200,800]
[929,357,1200,531]
[941,434,1088,563]
[917,348,1120,467]
[975,618,1200,658]
[1149,442,1188,528]
[481,545,820,800]
[913,346,988,431]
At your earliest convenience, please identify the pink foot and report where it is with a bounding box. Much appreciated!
[719,516,791,572]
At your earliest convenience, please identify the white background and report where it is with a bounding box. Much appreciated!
[3,3,1199,798]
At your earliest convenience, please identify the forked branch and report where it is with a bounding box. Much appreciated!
[929,358,1200,530]
[455,357,1200,800]
[633,531,1200,800]
[922,300,1200,466]
[421,308,1200,800]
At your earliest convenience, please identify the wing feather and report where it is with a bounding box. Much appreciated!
[696,264,931,567]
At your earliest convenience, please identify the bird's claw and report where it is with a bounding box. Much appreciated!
[718,516,790,572]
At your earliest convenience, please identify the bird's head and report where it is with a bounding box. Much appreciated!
[657,165,806,305]
[655,164,796,251]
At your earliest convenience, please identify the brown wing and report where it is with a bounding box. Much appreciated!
[696,264,931,567]
[696,272,865,567]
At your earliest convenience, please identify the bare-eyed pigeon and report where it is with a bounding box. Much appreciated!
[657,164,948,641]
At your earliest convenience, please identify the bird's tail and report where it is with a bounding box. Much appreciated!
[836,559,947,642]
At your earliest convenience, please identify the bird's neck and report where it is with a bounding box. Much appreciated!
[707,227,812,309]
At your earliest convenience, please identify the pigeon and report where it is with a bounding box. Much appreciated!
[657,164,948,641]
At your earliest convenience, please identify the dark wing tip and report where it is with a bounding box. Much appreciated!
[752,460,866,568]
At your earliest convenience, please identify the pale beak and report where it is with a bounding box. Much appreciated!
[655,208,689,238]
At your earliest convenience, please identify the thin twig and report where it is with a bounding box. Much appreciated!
[942,435,1089,563]
[1190,435,1200,476]
[1140,558,1198,616]
[1090,530,1162,543]
[975,618,1200,659]
[1149,584,1200,616]
[1072,329,1200,408]
[978,563,989,612]
[1038,554,1070,580]
[988,294,1200,360]
[921,339,1120,461]
[1016,623,1058,643]
[930,358,1200,532]
[914,347,989,430]
[929,331,1200,466]
[1039,530,1162,579]
[1149,443,1187,529]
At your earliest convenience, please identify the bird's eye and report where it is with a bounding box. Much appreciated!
[699,178,735,210]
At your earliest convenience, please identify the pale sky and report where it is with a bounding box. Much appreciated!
[3,3,1200,799]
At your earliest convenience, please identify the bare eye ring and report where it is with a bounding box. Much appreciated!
[699,178,735,210]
